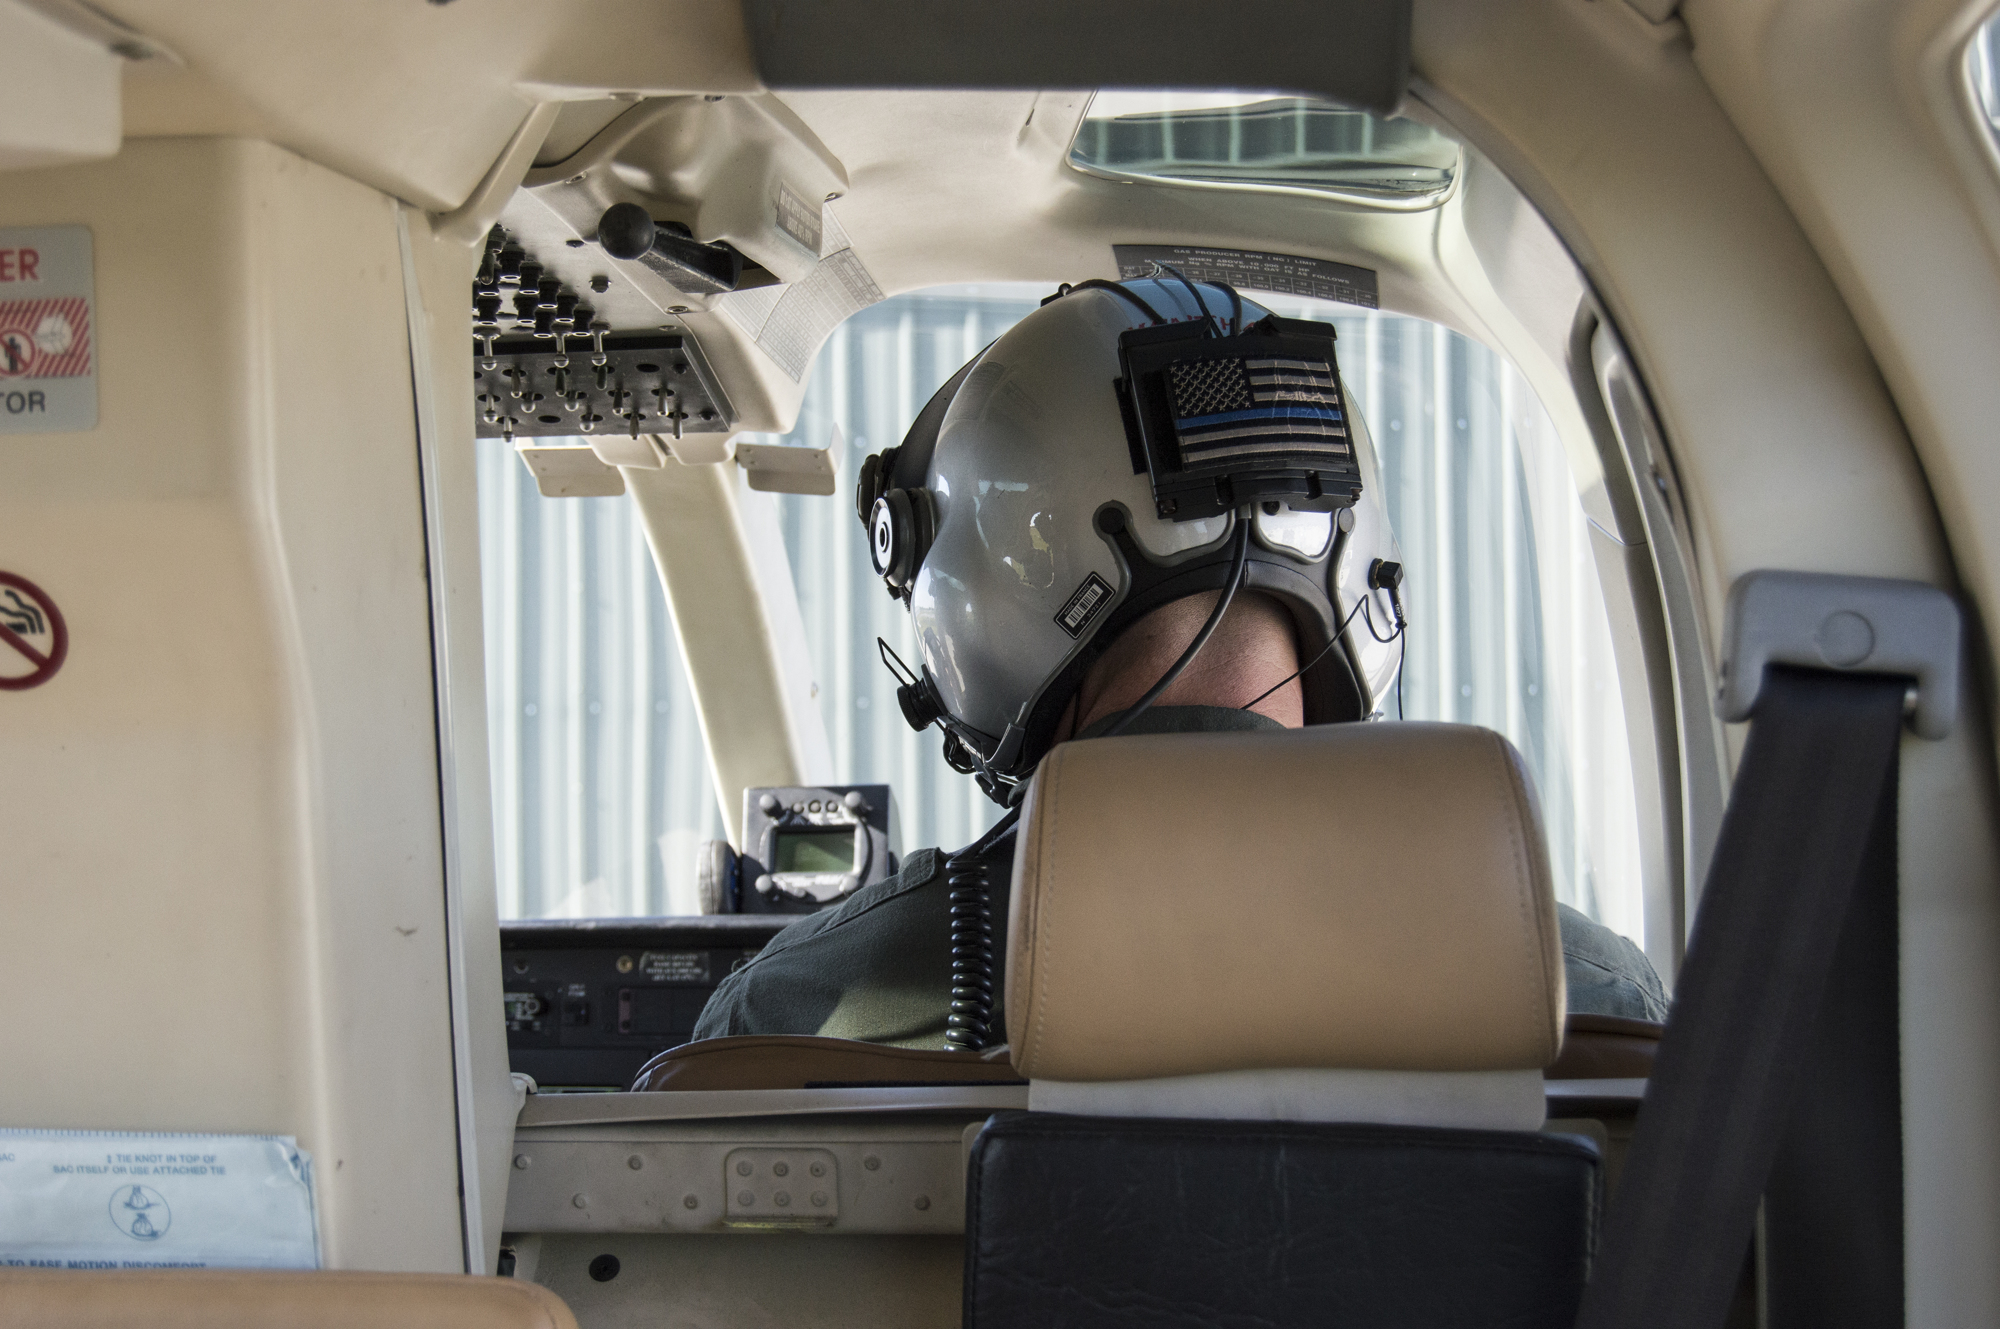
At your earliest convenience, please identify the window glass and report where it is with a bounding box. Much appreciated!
[477,441,724,919]
[1068,92,1458,205]
[479,285,1646,948]
[751,286,1645,946]
[768,286,1042,858]
[1971,12,2000,131]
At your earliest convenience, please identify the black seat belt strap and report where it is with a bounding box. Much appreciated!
[1575,571,1959,1329]
[1764,741,1904,1329]
[1576,667,1904,1329]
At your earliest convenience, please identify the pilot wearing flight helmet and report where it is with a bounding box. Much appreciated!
[694,275,1665,1051]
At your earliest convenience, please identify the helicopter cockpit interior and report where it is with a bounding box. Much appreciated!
[5,1,2000,1327]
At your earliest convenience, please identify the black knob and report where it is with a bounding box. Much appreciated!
[474,293,502,323]
[518,260,543,289]
[598,202,658,261]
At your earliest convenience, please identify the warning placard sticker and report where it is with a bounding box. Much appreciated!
[0,1129,319,1269]
[0,226,96,433]
[1114,243,1380,311]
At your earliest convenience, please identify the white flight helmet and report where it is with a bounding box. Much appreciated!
[855,275,1404,801]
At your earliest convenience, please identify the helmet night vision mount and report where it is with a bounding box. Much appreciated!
[1117,312,1363,525]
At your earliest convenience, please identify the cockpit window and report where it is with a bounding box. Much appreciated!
[477,442,724,919]
[745,285,1647,947]
[1970,13,2000,135]
[1067,92,1458,206]
[478,287,1642,943]
[768,286,1046,857]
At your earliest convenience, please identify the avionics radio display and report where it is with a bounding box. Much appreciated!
[772,828,856,874]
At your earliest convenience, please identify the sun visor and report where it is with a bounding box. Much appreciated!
[742,0,1412,118]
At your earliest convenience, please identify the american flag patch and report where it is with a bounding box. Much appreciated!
[1165,355,1348,464]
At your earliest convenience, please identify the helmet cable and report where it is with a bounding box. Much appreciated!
[1359,594,1405,644]
[940,514,1247,1052]
[1049,278,1167,324]
[877,635,920,687]
[1218,282,1244,335]
[1151,262,1221,335]
[1241,559,1406,713]
[1101,516,1253,738]
[1238,592,1371,712]
[1396,632,1408,720]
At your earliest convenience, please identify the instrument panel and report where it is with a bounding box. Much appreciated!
[501,916,794,1090]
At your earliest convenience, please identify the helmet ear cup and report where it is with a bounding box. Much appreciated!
[855,446,898,526]
[868,489,935,589]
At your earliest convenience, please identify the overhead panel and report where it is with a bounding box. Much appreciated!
[0,0,124,171]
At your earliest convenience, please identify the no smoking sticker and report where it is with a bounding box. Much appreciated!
[0,571,67,690]
[0,225,96,433]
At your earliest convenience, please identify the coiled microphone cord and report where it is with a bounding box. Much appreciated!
[943,806,1020,1051]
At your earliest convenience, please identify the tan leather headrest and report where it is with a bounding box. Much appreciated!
[1005,723,1564,1081]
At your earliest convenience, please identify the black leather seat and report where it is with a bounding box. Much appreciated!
[963,722,1600,1329]
[969,1115,1597,1329]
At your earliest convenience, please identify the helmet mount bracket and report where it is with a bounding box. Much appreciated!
[1117,315,1364,525]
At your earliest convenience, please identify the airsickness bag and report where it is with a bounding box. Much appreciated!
[0,1129,318,1269]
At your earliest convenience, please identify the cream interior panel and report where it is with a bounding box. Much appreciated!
[770,89,1471,328]
[1672,1,2000,1321]
[0,0,123,171]
[102,0,758,211]
[0,138,464,1271]
[398,203,523,1275]
[1412,0,2000,1321]
[1414,0,1946,615]
[530,1234,959,1329]
[1684,0,2000,657]
[575,86,1594,440]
